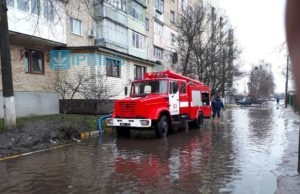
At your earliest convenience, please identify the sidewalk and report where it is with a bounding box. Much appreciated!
[275,105,300,194]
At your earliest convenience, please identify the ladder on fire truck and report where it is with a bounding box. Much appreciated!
[145,70,206,87]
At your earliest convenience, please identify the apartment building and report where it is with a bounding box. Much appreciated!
[63,0,199,100]
[1,0,201,116]
[144,0,178,71]
[0,0,67,117]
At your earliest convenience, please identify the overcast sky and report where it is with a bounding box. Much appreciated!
[219,0,287,93]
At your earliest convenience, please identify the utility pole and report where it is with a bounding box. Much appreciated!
[298,125,300,172]
[285,55,289,108]
[0,0,16,129]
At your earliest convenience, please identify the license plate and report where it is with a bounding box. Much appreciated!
[120,123,130,127]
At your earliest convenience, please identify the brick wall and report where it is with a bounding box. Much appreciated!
[0,44,58,92]
[58,49,155,100]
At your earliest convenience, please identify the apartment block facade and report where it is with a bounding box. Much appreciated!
[0,0,68,117]
[2,0,200,116]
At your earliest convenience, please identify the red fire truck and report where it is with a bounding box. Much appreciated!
[106,70,212,138]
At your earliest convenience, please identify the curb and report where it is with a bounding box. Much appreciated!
[80,131,100,139]
[0,143,75,161]
[0,131,102,161]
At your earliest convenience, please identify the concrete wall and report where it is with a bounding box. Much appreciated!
[0,91,59,118]
[66,0,95,46]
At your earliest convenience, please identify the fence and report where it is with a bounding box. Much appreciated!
[288,93,300,112]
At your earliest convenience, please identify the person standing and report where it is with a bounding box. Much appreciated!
[211,95,225,123]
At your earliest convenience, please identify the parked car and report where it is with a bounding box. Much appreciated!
[236,99,253,106]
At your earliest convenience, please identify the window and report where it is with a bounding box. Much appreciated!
[106,58,121,77]
[7,0,14,7]
[44,1,54,21]
[132,31,146,50]
[131,80,168,96]
[180,83,186,94]
[202,92,210,105]
[23,49,44,74]
[31,0,41,15]
[170,11,175,23]
[181,0,186,11]
[131,1,145,22]
[171,33,175,45]
[154,21,163,36]
[172,52,178,64]
[154,47,163,60]
[70,17,82,35]
[169,81,178,94]
[17,0,29,12]
[145,18,149,31]
[134,65,147,80]
[154,0,164,13]
[105,0,126,12]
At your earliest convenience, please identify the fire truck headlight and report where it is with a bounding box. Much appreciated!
[106,118,113,126]
[140,120,150,126]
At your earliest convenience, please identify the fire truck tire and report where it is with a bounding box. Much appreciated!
[116,127,131,137]
[191,113,203,129]
[155,115,169,138]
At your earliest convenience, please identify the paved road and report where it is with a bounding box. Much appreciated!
[0,102,299,193]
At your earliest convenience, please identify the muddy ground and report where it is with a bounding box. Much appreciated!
[0,120,86,158]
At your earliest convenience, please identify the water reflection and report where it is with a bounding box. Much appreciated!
[248,107,274,144]
[227,105,285,194]
[107,121,237,193]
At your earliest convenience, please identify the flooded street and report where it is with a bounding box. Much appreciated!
[0,102,298,194]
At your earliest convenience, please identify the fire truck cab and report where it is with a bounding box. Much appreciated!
[106,70,212,138]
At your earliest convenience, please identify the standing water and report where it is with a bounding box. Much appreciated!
[0,103,294,193]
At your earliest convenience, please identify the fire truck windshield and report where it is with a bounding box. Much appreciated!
[130,80,168,97]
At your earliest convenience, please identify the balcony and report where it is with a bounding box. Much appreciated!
[7,1,66,44]
[94,2,128,27]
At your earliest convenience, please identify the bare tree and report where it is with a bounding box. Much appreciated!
[250,61,275,99]
[55,68,121,114]
[176,2,243,96]
[89,71,121,102]
[176,4,208,76]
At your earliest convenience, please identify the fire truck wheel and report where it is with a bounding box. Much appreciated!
[155,115,169,138]
[116,127,131,137]
[191,113,203,129]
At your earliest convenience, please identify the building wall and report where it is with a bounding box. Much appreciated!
[0,91,59,117]
[4,0,203,117]
[0,44,58,92]
[144,0,180,70]
[58,48,155,100]
[7,0,66,44]
[66,0,95,46]
[0,44,59,117]
[145,0,154,61]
